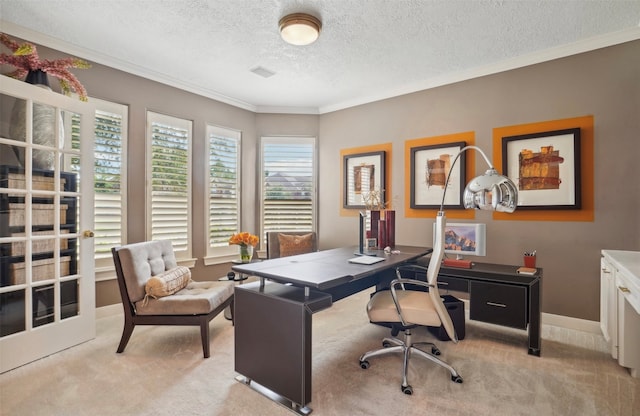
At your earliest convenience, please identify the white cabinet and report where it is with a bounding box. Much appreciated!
[601,250,640,378]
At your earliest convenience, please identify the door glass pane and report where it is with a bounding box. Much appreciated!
[1,94,27,168]
[0,290,25,336]
[61,279,78,319]
[32,284,54,328]
[31,101,62,170]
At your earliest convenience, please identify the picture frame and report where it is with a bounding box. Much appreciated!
[343,151,385,209]
[502,128,581,210]
[410,141,466,209]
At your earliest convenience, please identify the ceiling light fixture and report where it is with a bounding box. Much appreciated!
[279,13,322,46]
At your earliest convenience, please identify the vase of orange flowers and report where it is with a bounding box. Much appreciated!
[229,232,259,263]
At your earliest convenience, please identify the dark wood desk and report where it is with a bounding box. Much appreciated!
[413,259,542,356]
[231,245,431,415]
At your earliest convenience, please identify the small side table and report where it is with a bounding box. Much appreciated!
[221,259,261,319]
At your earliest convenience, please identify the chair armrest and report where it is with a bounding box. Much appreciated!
[395,264,429,281]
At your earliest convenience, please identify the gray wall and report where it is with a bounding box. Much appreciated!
[318,40,640,321]
[19,39,639,321]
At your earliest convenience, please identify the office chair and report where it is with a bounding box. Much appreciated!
[359,264,463,394]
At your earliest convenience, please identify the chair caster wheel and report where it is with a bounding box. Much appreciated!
[360,360,370,369]
[382,341,391,348]
[401,385,413,395]
[431,347,441,356]
[451,375,463,383]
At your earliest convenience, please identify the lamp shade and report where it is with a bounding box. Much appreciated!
[279,13,322,45]
[463,168,518,213]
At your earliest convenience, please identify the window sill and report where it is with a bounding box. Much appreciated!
[203,254,237,266]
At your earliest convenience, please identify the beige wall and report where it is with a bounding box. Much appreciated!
[22,39,639,320]
[318,40,640,321]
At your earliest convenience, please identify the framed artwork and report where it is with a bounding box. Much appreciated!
[410,141,466,209]
[502,128,581,210]
[343,151,385,209]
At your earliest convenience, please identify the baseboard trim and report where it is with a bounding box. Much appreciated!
[541,312,601,334]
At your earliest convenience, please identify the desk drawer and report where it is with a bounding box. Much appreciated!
[437,276,469,292]
[470,281,527,329]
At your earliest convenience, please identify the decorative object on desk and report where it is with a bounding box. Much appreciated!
[343,151,385,209]
[442,258,473,269]
[523,250,537,268]
[229,232,259,263]
[377,218,387,249]
[502,128,581,209]
[368,209,380,239]
[362,189,397,249]
[385,209,395,248]
[410,141,466,209]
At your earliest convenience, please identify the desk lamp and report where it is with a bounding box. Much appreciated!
[426,145,518,281]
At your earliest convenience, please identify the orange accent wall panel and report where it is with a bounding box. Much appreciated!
[404,132,476,219]
[340,143,393,217]
[492,115,594,221]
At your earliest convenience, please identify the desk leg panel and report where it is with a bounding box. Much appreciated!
[528,279,542,356]
[234,286,312,407]
[234,283,331,410]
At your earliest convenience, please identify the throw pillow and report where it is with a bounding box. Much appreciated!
[278,233,314,257]
[143,266,192,305]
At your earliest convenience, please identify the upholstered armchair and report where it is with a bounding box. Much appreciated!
[266,231,318,259]
[111,240,234,358]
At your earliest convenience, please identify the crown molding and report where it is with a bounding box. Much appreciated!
[3,20,638,116]
[318,26,640,114]
[0,21,259,113]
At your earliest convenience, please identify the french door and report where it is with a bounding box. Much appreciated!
[0,76,96,373]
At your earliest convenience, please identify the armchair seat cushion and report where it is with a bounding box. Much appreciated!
[367,290,441,327]
[135,280,234,315]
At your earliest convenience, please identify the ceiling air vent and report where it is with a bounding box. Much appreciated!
[250,66,276,78]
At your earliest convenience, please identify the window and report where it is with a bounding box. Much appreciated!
[70,99,128,276]
[146,111,193,263]
[204,124,241,263]
[260,137,317,250]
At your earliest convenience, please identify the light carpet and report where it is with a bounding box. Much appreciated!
[1,290,639,416]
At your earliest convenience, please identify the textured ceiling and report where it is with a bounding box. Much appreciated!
[1,0,640,114]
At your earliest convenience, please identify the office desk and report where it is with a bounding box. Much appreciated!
[413,259,542,356]
[231,245,431,415]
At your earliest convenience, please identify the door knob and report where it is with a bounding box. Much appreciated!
[82,230,95,238]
